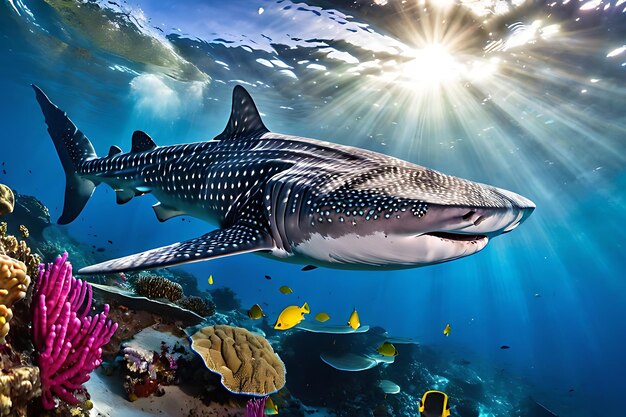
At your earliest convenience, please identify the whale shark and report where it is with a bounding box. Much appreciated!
[32,84,535,274]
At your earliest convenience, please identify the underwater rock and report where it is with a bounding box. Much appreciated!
[0,365,41,417]
[2,192,50,242]
[377,380,401,394]
[177,295,216,317]
[134,275,184,303]
[90,282,204,325]
[320,352,378,371]
[279,330,383,411]
[33,253,118,410]
[209,287,242,312]
[0,255,30,344]
[189,325,286,396]
[0,185,14,217]
[296,321,370,334]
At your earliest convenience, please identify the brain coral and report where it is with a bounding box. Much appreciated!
[190,325,286,396]
[0,254,30,344]
[0,185,14,217]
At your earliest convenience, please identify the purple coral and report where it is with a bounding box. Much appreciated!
[246,396,267,417]
[33,252,118,409]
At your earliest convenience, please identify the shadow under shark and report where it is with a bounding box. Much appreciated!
[32,84,535,274]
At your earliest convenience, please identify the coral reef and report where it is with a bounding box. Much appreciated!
[245,397,266,417]
[0,254,30,344]
[0,223,40,279]
[177,295,216,317]
[121,344,178,401]
[209,287,241,312]
[0,365,41,417]
[190,325,286,396]
[17,226,28,240]
[33,253,118,409]
[134,275,183,303]
[0,185,14,217]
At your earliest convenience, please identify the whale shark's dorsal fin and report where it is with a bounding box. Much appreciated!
[108,145,122,157]
[214,85,268,141]
[131,130,157,153]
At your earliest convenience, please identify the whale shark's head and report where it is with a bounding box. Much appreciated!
[290,165,535,269]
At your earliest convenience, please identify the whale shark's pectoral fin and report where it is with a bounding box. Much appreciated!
[152,202,186,222]
[116,189,135,204]
[76,224,274,274]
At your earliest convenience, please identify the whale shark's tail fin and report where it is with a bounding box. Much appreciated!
[32,85,100,224]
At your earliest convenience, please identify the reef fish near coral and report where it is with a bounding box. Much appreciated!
[32,84,534,274]
[274,302,310,330]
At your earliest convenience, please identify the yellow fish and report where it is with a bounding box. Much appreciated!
[247,304,266,320]
[208,275,214,285]
[279,285,293,294]
[443,323,451,336]
[376,342,398,357]
[274,302,310,330]
[264,396,279,415]
[315,312,330,322]
[347,308,360,330]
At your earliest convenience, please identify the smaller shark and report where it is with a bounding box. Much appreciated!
[32,84,535,274]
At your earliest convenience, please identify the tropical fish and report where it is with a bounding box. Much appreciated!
[264,397,279,415]
[265,275,272,280]
[500,345,510,349]
[376,341,398,357]
[32,85,534,275]
[315,312,330,322]
[247,304,265,320]
[208,275,214,285]
[279,285,293,294]
[348,308,360,330]
[443,324,451,336]
[274,302,310,330]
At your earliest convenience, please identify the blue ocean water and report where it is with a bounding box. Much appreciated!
[1,0,625,415]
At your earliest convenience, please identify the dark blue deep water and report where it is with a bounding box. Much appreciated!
[1,0,625,416]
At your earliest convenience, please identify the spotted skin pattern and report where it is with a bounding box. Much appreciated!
[32,85,535,274]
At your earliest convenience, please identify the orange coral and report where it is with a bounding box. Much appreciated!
[0,254,30,344]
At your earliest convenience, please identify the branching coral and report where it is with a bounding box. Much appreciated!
[134,276,183,302]
[0,223,40,279]
[190,325,286,396]
[33,253,118,409]
[0,254,30,344]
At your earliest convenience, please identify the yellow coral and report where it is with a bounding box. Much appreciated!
[0,232,39,279]
[18,226,28,240]
[0,366,41,417]
[0,185,14,217]
[0,255,30,344]
[190,325,286,396]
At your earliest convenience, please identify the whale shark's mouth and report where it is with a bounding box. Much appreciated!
[425,231,488,243]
